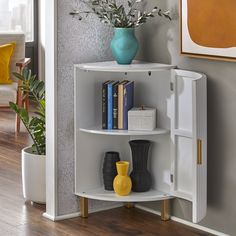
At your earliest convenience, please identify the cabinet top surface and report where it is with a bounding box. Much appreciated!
[75,61,176,72]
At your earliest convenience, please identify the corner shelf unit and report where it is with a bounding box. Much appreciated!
[74,61,207,223]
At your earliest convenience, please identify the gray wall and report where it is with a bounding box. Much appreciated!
[57,0,236,235]
[57,0,122,215]
[137,1,236,235]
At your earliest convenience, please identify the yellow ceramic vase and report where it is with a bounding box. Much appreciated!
[113,161,132,196]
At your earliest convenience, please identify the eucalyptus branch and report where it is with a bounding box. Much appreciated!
[70,0,171,28]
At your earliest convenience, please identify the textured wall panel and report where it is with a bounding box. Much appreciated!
[57,0,126,215]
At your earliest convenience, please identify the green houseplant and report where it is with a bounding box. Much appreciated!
[10,69,45,155]
[70,0,171,64]
[9,69,46,203]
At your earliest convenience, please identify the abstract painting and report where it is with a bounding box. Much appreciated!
[180,0,236,61]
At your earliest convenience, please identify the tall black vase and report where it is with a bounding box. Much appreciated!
[102,152,120,191]
[129,140,152,192]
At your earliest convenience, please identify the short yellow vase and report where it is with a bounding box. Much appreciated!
[113,161,132,196]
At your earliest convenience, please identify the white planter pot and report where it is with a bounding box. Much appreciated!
[22,147,46,204]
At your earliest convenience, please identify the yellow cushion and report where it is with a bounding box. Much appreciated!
[0,42,16,84]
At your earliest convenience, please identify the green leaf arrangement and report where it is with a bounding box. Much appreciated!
[70,0,171,28]
[9,69,45,155]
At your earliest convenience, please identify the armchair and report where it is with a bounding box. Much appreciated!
[0,32,31,133]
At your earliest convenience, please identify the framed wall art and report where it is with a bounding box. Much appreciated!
[180,0,236,62]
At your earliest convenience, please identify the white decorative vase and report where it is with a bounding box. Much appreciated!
[22,147,46,204]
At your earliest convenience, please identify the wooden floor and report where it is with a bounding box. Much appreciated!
[0,109,212,236]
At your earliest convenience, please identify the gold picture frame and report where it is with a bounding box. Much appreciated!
[180,0,236,62]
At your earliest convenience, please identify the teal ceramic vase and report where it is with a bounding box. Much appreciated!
[110,28,139,65]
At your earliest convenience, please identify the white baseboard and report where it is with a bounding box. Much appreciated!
[135,204,230,236]
[43,203,122,221]
[42,213,56,221]
[43,212,81,221]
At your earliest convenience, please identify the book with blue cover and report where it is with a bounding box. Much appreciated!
[123,81,134,130]
[102,80,111,129]
[107,81,119,130]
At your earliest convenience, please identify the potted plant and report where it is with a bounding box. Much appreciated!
[70,0,171,64]
[9,69,46,204]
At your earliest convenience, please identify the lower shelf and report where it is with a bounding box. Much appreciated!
[75,188,172,202]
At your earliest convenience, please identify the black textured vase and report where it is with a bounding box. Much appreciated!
[129,140,152,192]
[102,152,120,191]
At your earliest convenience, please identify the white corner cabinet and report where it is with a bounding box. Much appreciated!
[74,61,207,223]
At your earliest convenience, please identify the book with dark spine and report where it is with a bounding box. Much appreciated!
[112,82,119,129]
[102,81,111,129]
[123,81,134,130]
[107,81,119,130]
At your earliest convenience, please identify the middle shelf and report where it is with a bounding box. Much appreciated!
[79,127,169,136]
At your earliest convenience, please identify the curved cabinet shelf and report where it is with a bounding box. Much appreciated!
[76,61,176,72]
[75,188,172,202]
[79,127,169,136]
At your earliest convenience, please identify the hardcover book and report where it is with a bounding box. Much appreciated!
[107,81,119,130]
[118,80,129,129]
[112,82,119,129]
[123,81,134,130]
[102,81,111,129]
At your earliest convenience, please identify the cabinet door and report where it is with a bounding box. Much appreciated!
[170,69,207,223]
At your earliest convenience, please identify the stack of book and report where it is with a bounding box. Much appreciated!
[102,80,134,130]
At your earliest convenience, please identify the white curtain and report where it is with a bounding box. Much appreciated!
[0,0,34,42]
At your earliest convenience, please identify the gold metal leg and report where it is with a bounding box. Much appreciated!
[79,197,88,218]
[124,202,134,209]
[161,199,170,221]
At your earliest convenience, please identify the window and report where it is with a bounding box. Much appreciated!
[0,0,34,42]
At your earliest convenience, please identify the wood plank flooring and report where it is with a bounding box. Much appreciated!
[0,109,213,236]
